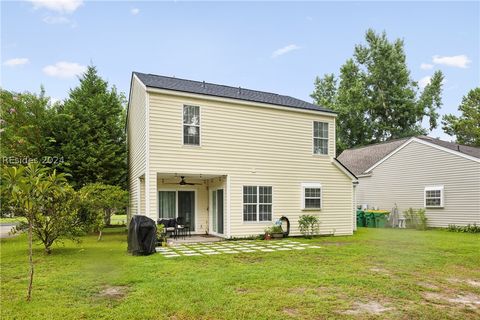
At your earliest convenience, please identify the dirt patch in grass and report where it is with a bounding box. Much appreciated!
[424,292,480,309]
[96,285,128,300]
[467,280,480,288]
[282,307,300,317]
[369,267,390,274]
[343,301,392,315]
[447,278,480,288]
[417,282,439,290]
[234,287,252,294]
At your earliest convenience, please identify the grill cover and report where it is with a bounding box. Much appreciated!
[127,215,157,256]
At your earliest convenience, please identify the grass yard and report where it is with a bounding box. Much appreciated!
[110,214,127,225]
[1,228,479,320]
[0,217,27,224]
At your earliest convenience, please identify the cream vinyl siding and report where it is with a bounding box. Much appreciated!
[127,76,147,216]
[144,91,353,237]
[357,141,480,227]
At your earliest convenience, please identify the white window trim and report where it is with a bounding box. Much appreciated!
[302,182,322,210]
[312,121,329,156]
[182,105,201,147]
[242,185,273,223]
[424,185,444,208]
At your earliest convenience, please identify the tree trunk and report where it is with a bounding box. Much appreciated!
[104,209,111,226]
[27,221,34,301]
[97,229,103,241]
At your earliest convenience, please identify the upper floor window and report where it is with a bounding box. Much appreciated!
[313,121,328,155]
[425,186,444,208]
[183,105,200,145]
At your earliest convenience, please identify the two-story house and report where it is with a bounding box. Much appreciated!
[127,72,357,238]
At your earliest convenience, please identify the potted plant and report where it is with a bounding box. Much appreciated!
[270,225,284,239]
[264,227,272,240]
[157,224,167,247]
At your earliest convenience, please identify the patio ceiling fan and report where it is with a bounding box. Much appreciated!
[163,176,202,186]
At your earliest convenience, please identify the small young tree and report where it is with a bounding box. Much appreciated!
[79,183,128,240]
[2,163,82,300]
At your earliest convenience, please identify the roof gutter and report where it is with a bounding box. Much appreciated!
[332,158,358,180]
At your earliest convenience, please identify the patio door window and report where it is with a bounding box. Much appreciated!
[159,191,176,219]
[158,190,196,230]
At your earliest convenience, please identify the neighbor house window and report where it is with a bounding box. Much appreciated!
[302,183,322,209]
[424,186,444,208]
[183,105,200,145]
[313,121,329,155]
[243,186,272,222]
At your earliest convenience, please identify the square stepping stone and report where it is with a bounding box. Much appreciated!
[292,247,306,250]
[183,253,202,256]
[164,254,180,258]
[277,247,292,251]
[203,251,221,255]
[260,249,275,252]
[307,245,321,249]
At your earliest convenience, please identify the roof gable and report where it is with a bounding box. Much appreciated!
[338,136,480,175]
[133,72,334,114]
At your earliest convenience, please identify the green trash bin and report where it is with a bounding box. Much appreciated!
[356,210,365,227]
[365,212,376,228]
[374,213,388,228]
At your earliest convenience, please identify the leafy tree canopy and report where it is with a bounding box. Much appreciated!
[55,66,127,189]
[0,87,59,161]
[311,29,444,154]
[79,182,128,233]
[442,87,480,147]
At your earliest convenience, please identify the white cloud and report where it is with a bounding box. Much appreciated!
[420,63,433,70]
[131,8,140,15]
[432,54,471,68]
[418,76,431,88]
[28,0,83,14]
[272,44,301,58]
[3,58,29,67]
[43,16,70,24]
[42,61,86,79]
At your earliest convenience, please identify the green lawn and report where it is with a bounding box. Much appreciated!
[0,217,27,223]
[1,228,479,319]
[110,214,127,225]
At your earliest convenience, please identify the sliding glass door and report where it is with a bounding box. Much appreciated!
[211,189,224,234]
[178,191,195,231]
[158,190,196,231]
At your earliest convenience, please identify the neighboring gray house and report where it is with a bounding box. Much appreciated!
[338,136,480,227]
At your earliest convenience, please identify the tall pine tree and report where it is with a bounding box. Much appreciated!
[56,66,127,189]
[311,29,444,154]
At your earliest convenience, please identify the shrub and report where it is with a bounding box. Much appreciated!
[447,224,480,233]
[298,215,320,238]
[403,208,428,230]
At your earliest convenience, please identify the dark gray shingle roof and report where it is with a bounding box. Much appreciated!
[337,136,480,175]
[337,138,409,175]
[134,72,334,114]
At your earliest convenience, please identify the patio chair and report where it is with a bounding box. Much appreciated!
[176,217,190,238]
[158,219,177,239]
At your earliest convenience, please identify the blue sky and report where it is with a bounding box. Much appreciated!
[1,1,479,140]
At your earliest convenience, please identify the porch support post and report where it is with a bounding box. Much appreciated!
[226,175,231,238]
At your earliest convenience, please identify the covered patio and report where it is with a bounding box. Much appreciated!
[155,173,228,238]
